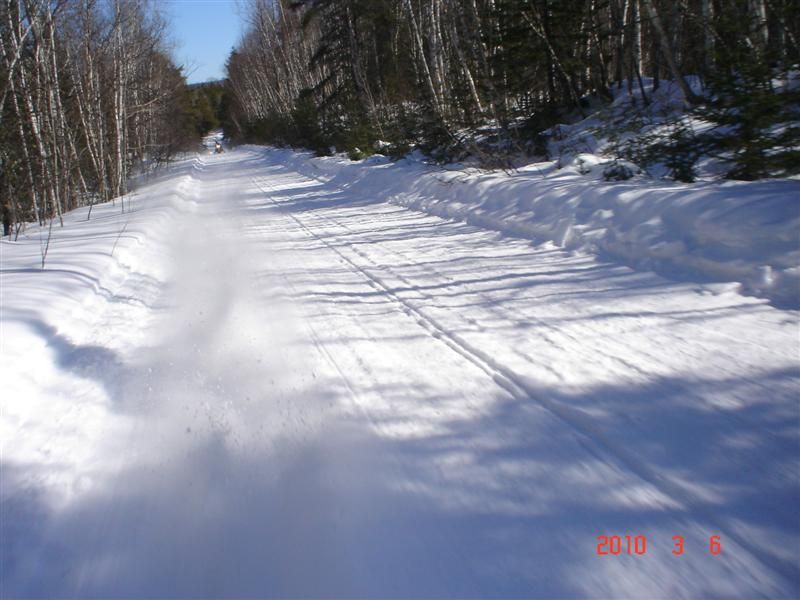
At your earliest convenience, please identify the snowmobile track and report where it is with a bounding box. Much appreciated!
[252,172,794,585]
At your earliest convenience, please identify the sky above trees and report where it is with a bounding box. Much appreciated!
[167,0,241,84]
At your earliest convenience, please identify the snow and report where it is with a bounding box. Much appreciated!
[263,143,800,309]
[1,145,798,598]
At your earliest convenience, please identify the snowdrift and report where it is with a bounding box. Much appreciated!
[0,156,203,382]
[253,147,800,309]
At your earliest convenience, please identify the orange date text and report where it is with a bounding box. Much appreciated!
[596,535,722,556]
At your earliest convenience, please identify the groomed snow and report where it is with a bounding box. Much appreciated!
[265,145,800,309]
[1,146,798,598]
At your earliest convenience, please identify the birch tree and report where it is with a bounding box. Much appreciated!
[0,0,195,234]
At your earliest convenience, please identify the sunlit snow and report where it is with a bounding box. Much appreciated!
[1,143,798,598]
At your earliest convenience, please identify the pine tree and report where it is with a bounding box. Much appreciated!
[695,11,800,179]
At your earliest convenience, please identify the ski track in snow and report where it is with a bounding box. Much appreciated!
[1,147,798,598]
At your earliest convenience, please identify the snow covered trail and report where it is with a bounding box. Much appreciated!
[2,148,798,598]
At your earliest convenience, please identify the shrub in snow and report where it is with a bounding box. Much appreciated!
[606,118,702,183]
[692,45,800,180]
[387,141,412,160]
[602,160,640,181]
[348,147,365,161]
[657,122,702,182]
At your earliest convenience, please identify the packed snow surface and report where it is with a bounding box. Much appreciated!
[1,146,798,598]
[269,146,800,309]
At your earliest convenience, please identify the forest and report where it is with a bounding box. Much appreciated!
[0,0,218,237]
[1,0,798,237]
[225,0,799,175]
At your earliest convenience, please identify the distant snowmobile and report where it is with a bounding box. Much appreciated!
[214,141,223,154]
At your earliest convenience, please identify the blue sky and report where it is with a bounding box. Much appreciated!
[165,0,244,84]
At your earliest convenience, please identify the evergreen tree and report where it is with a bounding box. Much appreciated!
[221,0,800,177]
[695,10,800,179]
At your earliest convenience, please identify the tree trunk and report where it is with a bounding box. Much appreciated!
[640,0,695,102]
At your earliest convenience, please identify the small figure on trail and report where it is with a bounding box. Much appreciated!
[215,141,223,154]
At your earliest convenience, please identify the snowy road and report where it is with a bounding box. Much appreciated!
[2,148,799,598]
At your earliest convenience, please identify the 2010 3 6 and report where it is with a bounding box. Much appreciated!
[597,535,722,555]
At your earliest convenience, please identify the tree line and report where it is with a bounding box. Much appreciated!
[0,0,204,237]
[224,0,799,176]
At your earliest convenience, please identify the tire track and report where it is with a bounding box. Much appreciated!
[252,173,796,587]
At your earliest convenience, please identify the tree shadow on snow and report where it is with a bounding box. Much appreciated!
[2,366,798,598]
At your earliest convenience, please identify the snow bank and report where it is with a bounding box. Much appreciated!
[0,157,203,511]
[250,146,800,308]
[2,159,202,334]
